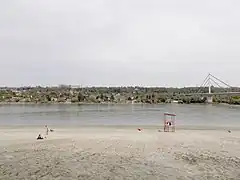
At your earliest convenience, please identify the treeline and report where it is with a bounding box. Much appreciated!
[0,86,240,104]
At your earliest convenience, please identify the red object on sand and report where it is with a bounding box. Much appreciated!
[138,128,142,131]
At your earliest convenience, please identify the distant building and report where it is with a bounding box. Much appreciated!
[71,85,81,89]
[58,84,71,88]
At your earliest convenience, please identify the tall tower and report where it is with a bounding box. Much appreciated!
[197,73,231,104]
[207,78,213,103]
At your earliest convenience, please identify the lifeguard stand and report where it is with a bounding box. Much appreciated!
[163,113,176,132]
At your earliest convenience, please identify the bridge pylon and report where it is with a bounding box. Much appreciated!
[197,73,232,103]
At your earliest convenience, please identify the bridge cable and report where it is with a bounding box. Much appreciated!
[197,78,211,93]
[210,74,232,93]
[210,78,226,91]
[197,80,210,93]
[197,74,211,93]
[198,74,210,88]
[209,74,232,88]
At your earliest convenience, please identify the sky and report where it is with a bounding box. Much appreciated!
[0,0,240,87]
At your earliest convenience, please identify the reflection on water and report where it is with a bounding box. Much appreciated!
[0,104,239,127]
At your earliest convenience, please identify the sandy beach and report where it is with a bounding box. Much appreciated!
[0,126,240,180]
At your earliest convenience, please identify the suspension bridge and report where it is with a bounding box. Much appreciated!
[183,73,240,103]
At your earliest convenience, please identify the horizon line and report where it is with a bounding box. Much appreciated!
[0,85,237,89]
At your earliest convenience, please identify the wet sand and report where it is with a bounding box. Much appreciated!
[0,126,240,180]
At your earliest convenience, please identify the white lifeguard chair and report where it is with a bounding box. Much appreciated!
[163,113,176,132]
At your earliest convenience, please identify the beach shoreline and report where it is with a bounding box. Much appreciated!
[0,126,240,179]
[0,102,238,106]
[1,124,240,131]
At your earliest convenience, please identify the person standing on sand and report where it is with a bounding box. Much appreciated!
[45,125,49,138]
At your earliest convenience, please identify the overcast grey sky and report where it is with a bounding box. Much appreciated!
[0,0,239,87]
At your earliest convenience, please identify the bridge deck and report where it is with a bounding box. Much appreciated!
[182,92,240,96]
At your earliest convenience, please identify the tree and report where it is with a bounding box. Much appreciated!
[158,96,167,103]
[89,95,98,103]
[110,94,115,102]
[78,92,84,102]
[71,97,79,103]
[46,95,51,101]
[100,93,104,100]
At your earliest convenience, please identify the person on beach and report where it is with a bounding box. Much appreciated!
[45,125,49,138]
[37,134,43,140]
[165,121,171,132]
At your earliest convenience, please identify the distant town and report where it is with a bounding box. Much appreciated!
[0,85,240,105]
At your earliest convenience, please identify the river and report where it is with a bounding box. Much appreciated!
[0,104,239,128]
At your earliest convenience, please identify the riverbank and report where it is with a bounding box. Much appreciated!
[0,101,239,106]
[0,126,240,179]
[1,86,240,105]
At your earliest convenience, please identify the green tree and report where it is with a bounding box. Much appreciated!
[78,92,84,102]
[110,94,115,102]
[71,97,79,103]
[46,95,51,101]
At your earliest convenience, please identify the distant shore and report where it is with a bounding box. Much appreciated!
[0,101,238,106]
[0,102,160,105]
[1,86,240,105]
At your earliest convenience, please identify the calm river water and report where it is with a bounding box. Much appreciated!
[0,104,239,127]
